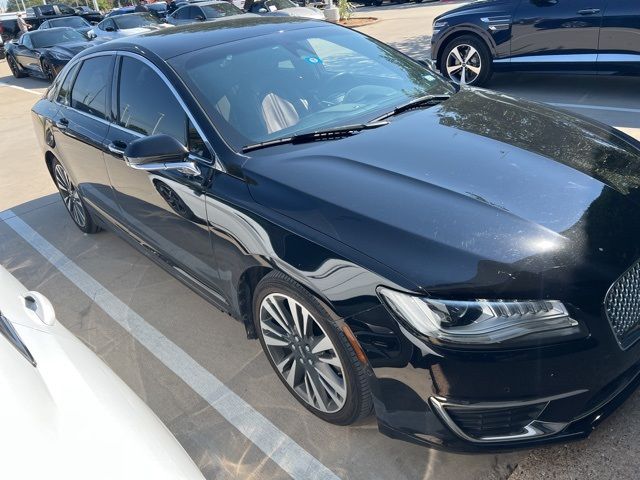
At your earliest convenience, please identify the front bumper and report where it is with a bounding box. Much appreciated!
[347,304,640,452]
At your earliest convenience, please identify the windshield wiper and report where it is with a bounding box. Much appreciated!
[372,94,451,122]
[242,121,389,153]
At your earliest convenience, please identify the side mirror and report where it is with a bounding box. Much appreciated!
[258,8,268,12]
[194,15,205,21]
[123,134,201,176]
[105,26,114,31]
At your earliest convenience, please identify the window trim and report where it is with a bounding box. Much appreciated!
[54,51,224,172]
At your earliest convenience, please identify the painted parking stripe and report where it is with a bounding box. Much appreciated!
[0,82,43,96]
[1,209,339,480]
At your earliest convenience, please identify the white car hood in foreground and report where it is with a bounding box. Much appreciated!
[0,267,203,480]
[281,6,324,19]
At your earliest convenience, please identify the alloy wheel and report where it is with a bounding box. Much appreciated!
[54,163,87,228]
[42,61,54,82]
[446,44,482,85]
[259,293,347,413]
[8,56,19,76]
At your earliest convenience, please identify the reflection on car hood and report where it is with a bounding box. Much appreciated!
[279,6,325,19]
[246,89,640,297]
[43,40,93,57]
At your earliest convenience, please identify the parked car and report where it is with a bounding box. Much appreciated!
[246,0,324,19]
[74,5,104,22]
[106,6,136,17]
[39,16,95,39]
[90,13,172,41]
[26,3,103,28]
[167,1,248,25]
[431,0,640,86]
[0,14,20,42]
[5,28,97,81]
[33,16,640,452]
[0,265,205,479]
[148,1,169,19]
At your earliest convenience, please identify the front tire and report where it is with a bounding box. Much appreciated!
[253,271,372,425]
[52,159,100,234]
[41,59,55,82]
[7,55,27,78]
[440,35,492,87]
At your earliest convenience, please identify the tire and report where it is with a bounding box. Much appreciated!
[51,158,101,234]
[7,55,27,78]
[41,59,55,82]
[253,271,372,425]
[440,34,492,87]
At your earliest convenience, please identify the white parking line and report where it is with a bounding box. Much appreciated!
[0,209,339,480]
[0,82,43,96]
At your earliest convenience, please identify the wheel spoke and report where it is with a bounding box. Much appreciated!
[450,46,464,64]
[460,67,467,85]
[263,297,292,335]
[467,65,481,75]
[317,354,342,367]
[285,358,298,388]
[305,370,328,411]
[263,334,290,347]
[447,63,463,75]
[287,297,303,337]
[464,47,478,63]
[311,335,333,354]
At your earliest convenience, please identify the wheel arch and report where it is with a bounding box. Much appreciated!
[435,26,496,69]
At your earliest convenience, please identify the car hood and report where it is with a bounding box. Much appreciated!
[245,89,640,303]
[42,40,93,57]
[0,267,203,479]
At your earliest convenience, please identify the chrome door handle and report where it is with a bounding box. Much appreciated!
[107,142,126,156]
[126,160,201,177]
[577,8,600,15]
[55,117,69,129]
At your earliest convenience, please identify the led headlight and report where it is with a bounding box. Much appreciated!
[433,21,448,35]
[378,287,585,346]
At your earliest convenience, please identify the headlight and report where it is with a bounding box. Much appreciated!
[433,20,448,35]
[378,287,586,347]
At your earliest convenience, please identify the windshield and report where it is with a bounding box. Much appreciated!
[170,24,453,151]
[113,13,159,29]
[31,28,87,47]
[265,0,297,9]
[202,3,243,17]
[50,17,89,28]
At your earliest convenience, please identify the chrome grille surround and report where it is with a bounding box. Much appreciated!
[605,260,640,349]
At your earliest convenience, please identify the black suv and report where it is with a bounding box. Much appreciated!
[26,3,103,28]
[431,0,639,86]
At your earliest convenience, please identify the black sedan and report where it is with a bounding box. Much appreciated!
[32,17,640,451]
[431,0,639,86]
[38,16,95,39]
[6,27,97,81]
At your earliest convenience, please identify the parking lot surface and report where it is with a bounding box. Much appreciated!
[1,3,639,479]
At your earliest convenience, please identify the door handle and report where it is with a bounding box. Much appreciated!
[577,8,600,15]
[55,117,69,129]
[107,142,126,156]
[127,160,201,177]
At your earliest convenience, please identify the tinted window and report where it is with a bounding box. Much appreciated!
[172,6,191,19]
[201,3,242,17]
[50,17,89,28]
[55,62,79,105]
[21,35,33,49]
[31,28,87,47]
[117,57,186,144]
[100,19,115,30]
[58,4,76,15]
[71,57,111,119]
[113,13,159,29]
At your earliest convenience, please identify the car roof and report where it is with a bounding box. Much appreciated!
[88,16,329,60]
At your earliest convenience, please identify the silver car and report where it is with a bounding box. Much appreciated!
[167,1,250,26]
[90,12,173,41]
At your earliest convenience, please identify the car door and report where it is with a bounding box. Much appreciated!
[50,55,121,219]
[14,35,39,72]
[510,0,607,70]
[102,54,226,301]
[597,0,640,74]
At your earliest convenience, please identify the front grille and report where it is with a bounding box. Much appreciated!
[444,403,546,439]
[605,260,640,348]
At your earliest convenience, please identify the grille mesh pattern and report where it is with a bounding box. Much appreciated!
[445,403,546,439]
[605,261,640,348]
